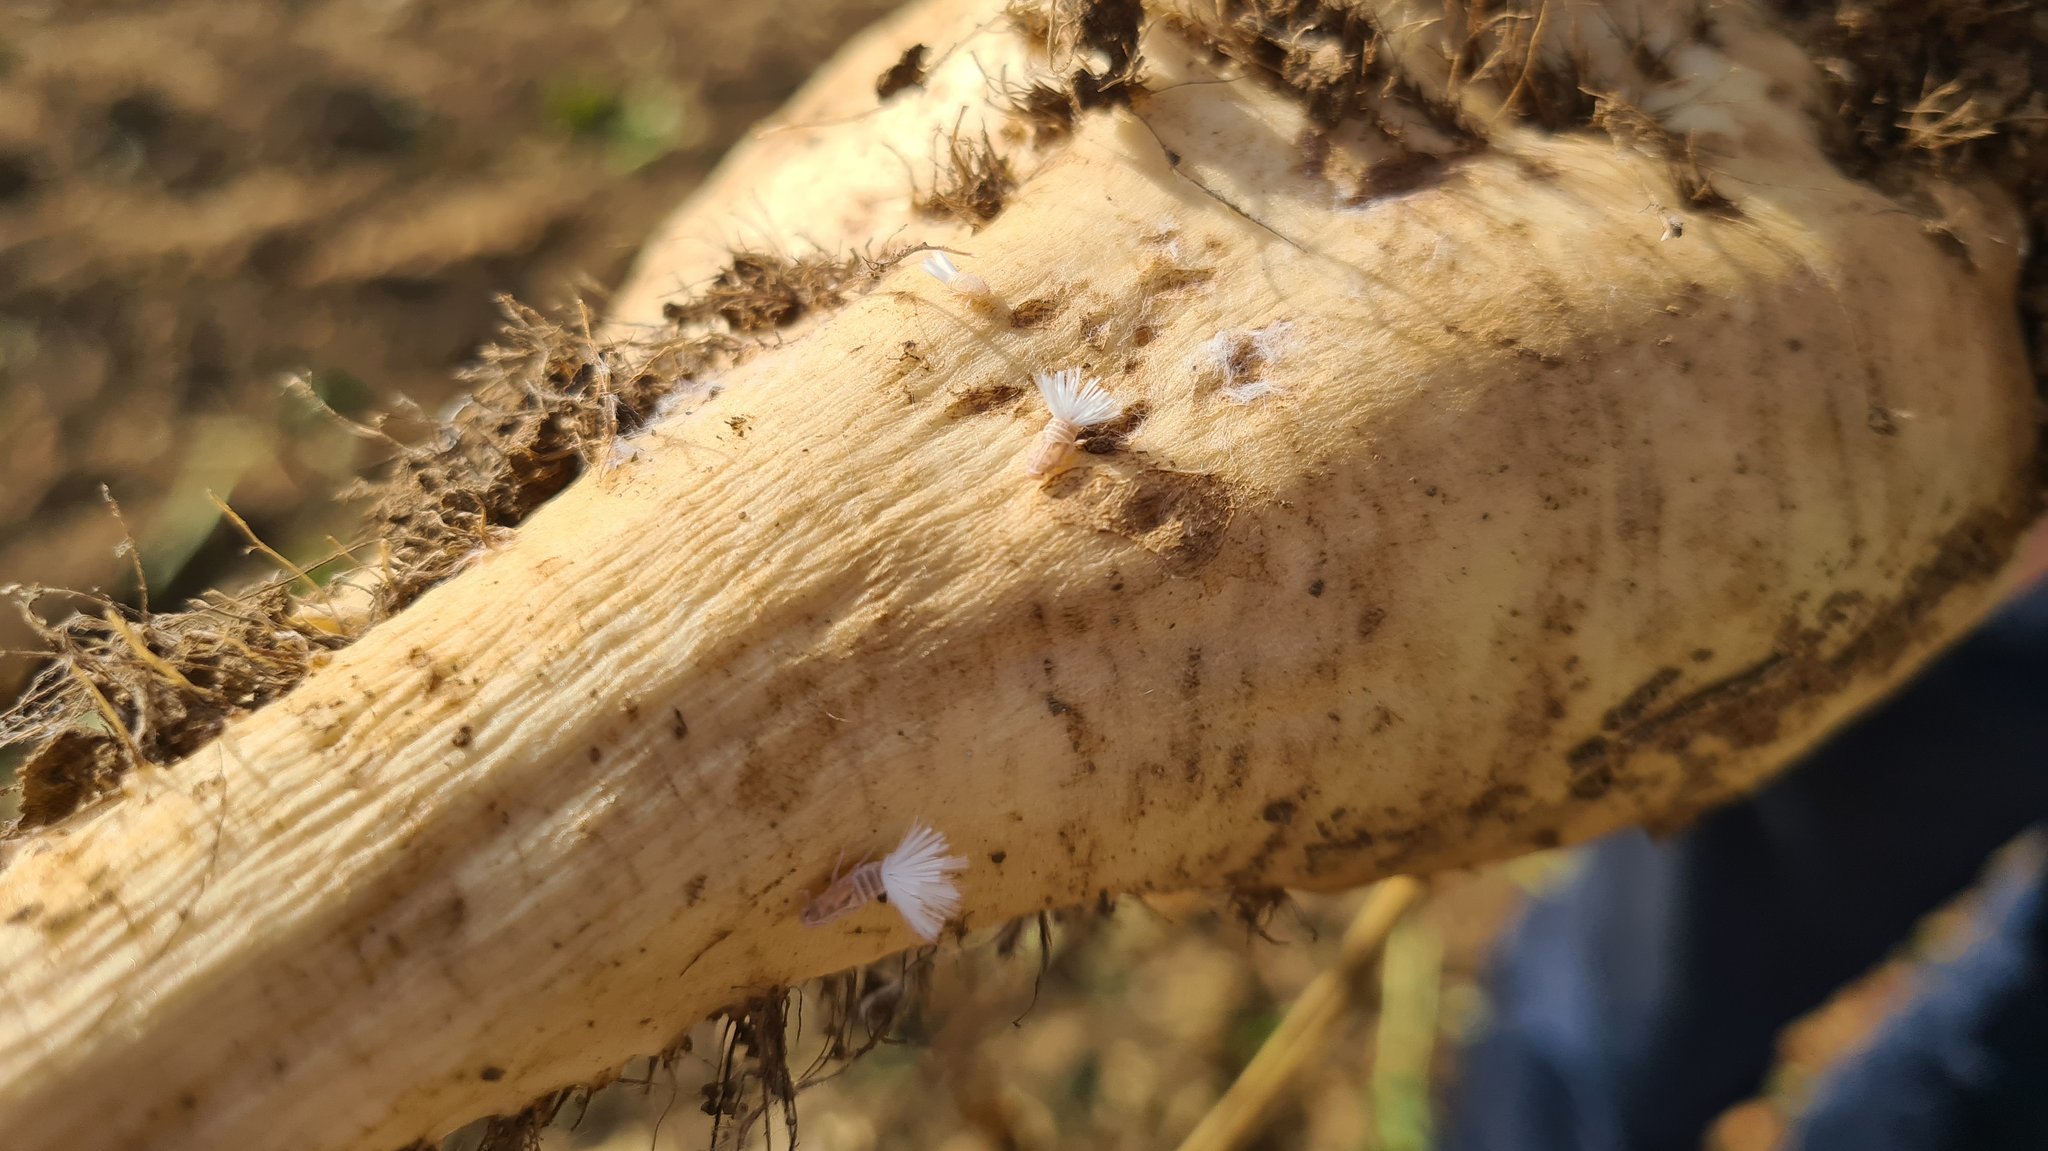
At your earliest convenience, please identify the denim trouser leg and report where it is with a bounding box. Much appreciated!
[1444,585,2048,1151]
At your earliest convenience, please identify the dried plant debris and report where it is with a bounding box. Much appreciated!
[1007,0,1147,111]
[429,913,1067,1151]
[916,125,1018,228]
[696,957,936,1149]
[1001,77,1082,144]
[5,246,906,836]
[1588,93,1736,212]
[1,584,348,829]
[353,299,727,613]
[661,250,872,334]
[1776,0,2048,429]
[470,1090,581,1151]
[1780,0,2046,177]
[1163,0,1477,144]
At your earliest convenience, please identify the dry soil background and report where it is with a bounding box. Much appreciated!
[0,0,896,697]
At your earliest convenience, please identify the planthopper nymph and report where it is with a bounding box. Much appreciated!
[800,822,969,942]
[1026,367,1122,479]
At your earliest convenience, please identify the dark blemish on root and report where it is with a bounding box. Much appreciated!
[989,850,1007,865]
[683,875,707,906]
[1600,667,1681,731]
[452,724,474,749]
[671,708,689,740]
[1138,260,1216,296]
[1262,799,1298,824]
[1045,466,1235,576]
[409,647,444,695]
[876,43,929,101]
[1465,782,1533,824]
[945,382,1026,418]
[586,746,601,764]
[1045,693,1096,760]
[1079,400,1151,455]
[1304,830,1376,878]
[1308,579,1325,597]
[1564,737,1614,799]
[1351,152,1447,201]
[479,1066,505,1082]
[1010,296,1064,328]
[14,730,123,829]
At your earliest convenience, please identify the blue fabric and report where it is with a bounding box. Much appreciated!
[1791,869,2048,1151]
[1445,583,2048,1151]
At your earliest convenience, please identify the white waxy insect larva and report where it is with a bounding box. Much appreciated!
[799,822,969,942]
[920,251,998,311]
[1026,367,1122,479]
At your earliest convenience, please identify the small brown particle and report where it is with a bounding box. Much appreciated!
[876,43,929,101]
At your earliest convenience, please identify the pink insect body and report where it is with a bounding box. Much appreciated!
[1026,416,1085,478]
[799,859,887,929]
[920,252,998,312]
[1026,368,1121,479]
[800,823,968,942]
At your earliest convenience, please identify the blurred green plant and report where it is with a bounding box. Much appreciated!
[1372,917,1443,1151]
[544,73,708,174]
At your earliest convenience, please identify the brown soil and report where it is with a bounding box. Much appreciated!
[0,0,898,702]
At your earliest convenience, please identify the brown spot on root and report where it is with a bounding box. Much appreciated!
[1045,467,1236,576]
[1009,296,1065,329]
[1304,829,1376,877]
[1079,400,1151,455]
[1137,259,1215,296]
[875,44,929,101]
[14,729,124,829]
[945,381,1027,418]
[735,749,811,816]
[1350,151,1448,201]
[1045,693,1098,760]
